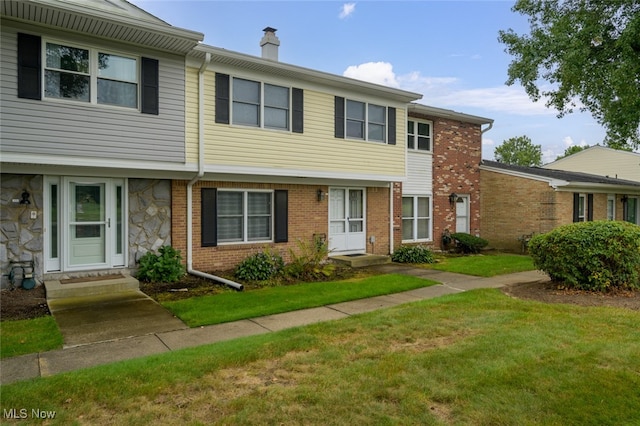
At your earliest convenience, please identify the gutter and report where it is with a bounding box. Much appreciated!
[186,52,243,291]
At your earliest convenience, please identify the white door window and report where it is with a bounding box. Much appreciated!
[45,177,125,272]
[329,188,366,254]
[455,195,470,233]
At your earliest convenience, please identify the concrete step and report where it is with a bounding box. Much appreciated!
[44,275,139,300]
[332,254,391,268]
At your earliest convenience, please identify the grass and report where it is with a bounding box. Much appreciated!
[2,289,639,425]
[163,273,437,327]
[0,317,63,359]
[428,253,535,276]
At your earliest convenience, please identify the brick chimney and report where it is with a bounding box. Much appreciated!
[260,27,280,61]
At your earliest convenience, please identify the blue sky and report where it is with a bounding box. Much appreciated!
[132,0,607,163]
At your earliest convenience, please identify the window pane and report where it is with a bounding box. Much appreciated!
[417,197,429,217]
[248,193,271,214]
[248,217,271,240]
[46,43,89,73]
[98,53,136,82]
[346,120,364,139]
[346,100,365,120]
[417,218,429,239]
[264,84,288,108]
[233,78,260,103]
[368,123,385,142]
[402,197,413,217]
[402,218,413,240]
[417,136,430,151]
[218,192,243,215]
[45,70,90,101]
[417,122,430,136]
[97,79,137,107]
[50,184,58,258]
[217,217,243,241]
[233,103,259,126]
[368,104,385,123]
[407,134,415,149]
[264,107,288,129]
[407,121,414,134]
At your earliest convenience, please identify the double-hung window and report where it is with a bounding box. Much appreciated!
[345,100,386,142]
[407,119,432,151]
[217,190,273,243]
[232,78,290,130]
[44,41,138,108]
[402,196,431,241]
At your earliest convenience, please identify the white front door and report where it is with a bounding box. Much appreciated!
[329,187,366,254]
[45,177,126,272]
[455,195,469,233]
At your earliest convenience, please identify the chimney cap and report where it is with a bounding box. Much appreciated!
[263,27,277,33]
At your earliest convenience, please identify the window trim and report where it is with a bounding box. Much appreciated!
[401,195,432,242]
[216,189,274,244]
[42,38,140,109]
[230,76,291,131]
[407,118,433,152]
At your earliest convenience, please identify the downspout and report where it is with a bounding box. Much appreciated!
[481,122,493,135]
[186,52,243,291]
[389,181,394,255]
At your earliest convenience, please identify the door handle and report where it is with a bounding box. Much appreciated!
[107,218,111,228]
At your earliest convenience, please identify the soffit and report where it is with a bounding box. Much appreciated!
[1,0,203,54]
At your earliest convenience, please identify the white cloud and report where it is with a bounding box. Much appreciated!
[542,149,557,165]
[339,3,356,19]
[482,138,495,146]
[343,62,400,88]
[563,136,574,147]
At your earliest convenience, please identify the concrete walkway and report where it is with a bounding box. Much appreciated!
[1,267,549,385]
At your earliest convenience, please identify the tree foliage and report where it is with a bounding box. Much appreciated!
[494,135,542,166]
[499,0,640,150]
[555,144,589,161]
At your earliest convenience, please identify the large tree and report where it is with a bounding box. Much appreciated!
[555,144,589,161]
[499,0,640,150]
[494,135,542,167]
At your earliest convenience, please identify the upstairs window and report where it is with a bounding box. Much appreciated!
[232,78,290,130]
[407,119,432,151]
[44,41,138,108]
[335,97,396,144]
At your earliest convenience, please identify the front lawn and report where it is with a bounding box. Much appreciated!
[2,289,639,424]
[429,253,535,276]
[163,273,437,327]
[0,316,63,359]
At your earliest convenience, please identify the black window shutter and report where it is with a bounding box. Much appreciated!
[274,190,288,243]
[201,188,218,247]
[292,88,304,133]
[17,33,41,100]
[587,193,594,221]
[215,73,230,124]
[572,193,580,223]
[141,57,159,114]
[334,96,345,138]
[387,107,396,145]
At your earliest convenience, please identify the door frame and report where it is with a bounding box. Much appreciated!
[328,187,367,255]
[44,176,127,272]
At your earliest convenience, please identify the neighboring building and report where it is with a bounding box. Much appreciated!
[0,0,203,286]
[405,104,492,250]
[543,145,640,183]
[480,160,640,252]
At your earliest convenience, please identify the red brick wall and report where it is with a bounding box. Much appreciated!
[172,180,393,272]
[410,113,483,249]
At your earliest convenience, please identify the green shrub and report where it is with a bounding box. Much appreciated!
[528,221,640,291]
[283,238,335,281]
[235,248,284,282]
[451,233,489,254]
[392,245,435,264]
[137,246,185,283]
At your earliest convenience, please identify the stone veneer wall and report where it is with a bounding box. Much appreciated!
[128,179,172,267]
[0,174,43,288]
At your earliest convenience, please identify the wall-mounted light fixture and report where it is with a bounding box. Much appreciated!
[19,190,31,205]
[622,195,629,204]
[317,189,326,202]
[449,193,458,206]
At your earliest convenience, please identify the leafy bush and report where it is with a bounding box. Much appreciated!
[137,246,185,283]
[451,233,489,254]
[392,245,435,264]
[283,238,335,281]
[235,248,284,282]
[528,221,640,291]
